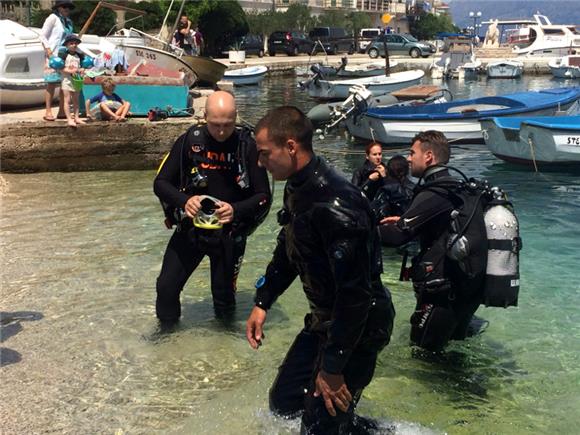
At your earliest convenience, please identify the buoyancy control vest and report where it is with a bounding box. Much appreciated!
[416,166,521,308]
[156,124,271,236]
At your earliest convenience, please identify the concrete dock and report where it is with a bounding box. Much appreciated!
[0,52,558,173]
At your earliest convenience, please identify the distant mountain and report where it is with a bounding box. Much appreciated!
[447,0,580,32]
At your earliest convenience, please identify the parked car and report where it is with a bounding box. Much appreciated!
[358,28,382,52]
[309,27,355,55]
[268,31,313,56]
[366,33,436,58]
[237,34,265,57]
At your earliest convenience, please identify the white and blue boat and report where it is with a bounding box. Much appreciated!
[223,66,268,86]
[345,87,580,145]
[481,116,580,167]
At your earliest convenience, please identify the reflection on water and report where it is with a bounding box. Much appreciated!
[1,75,580,434]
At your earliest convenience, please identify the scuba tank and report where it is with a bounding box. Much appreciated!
[482,187,521,308]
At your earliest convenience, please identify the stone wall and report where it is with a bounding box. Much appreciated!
[0,118,199,173]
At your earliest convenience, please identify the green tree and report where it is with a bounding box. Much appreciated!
[246,10,283,50]
[31,0,116,35]
[346,11,372,43]
[316,10,348,28]
[410,13,459,40]
[282,3,315,32]
[197,0,248,56]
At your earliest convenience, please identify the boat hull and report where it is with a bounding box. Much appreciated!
[180,55,227,86]
[487,61,524,78]
[307,70,425,100]
[481,116,580,166]
[223,66,267,86]
[346,88,580,145]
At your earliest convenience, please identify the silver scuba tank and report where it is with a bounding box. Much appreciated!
[482,187,521,308]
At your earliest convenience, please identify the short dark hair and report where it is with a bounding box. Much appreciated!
[386,154,409,181]
[255,106,313,152]
[412,130,450,164]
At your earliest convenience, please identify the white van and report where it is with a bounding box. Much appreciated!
[359,28,382,52]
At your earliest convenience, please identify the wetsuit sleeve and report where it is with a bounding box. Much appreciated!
[254,228,298,310]
[153,134,190,209]
[313,206,373,374]
[231,138,271,222]
[351,167,363,187]
[379,189,453,246]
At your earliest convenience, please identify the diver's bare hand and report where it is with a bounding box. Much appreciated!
[314,371,352,416]
[376,164,386,178]
[216,201,234,224]
[380,216,400,225]
[184,195,202,218]
[246,306,267,349]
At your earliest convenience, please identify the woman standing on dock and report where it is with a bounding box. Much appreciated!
[39,0,75,122]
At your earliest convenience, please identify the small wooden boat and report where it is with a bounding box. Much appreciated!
[481,116,580,167]
[82,64,191,117]
[304,69,425,100]
[223,65,268,86]
[548,55,580,79]
[486,59,524,78]
[345,87,580,145]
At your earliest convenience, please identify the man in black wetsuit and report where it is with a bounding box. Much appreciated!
[246,106,395,434]
[154,91,271,321]
[379,131,486,351]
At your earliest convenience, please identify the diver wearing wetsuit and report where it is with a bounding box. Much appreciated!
[379,131,485,351]
[154,91,270,321]
[246,107,395,434]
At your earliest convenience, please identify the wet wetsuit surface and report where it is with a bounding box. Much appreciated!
[379,167,484,351]
[351,159,385,201]
[255,156,395,433]
[154,125,270,319]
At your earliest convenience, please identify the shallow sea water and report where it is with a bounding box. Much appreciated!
[1,74,580,434]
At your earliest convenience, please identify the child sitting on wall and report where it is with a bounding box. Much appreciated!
[85,77,131,122]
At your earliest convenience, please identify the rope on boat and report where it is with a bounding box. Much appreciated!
[527,136,540,173]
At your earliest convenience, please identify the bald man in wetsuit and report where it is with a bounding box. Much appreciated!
[154,91,271,322]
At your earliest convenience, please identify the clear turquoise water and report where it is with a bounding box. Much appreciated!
[1,74,580,434]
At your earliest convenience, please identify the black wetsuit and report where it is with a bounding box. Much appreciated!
[351,160,385,201]
[255,156,395,434]
[370,177,415,223]
[154,125,271,319]
[379,166,485,351]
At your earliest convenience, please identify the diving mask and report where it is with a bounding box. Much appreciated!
[193,195,223,230]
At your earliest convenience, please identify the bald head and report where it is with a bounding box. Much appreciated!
[205,91,237,142]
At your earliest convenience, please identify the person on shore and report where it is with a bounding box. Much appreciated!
[246,106,395,434]
[351,142,386,201]
[154,91,271,322]
[193,25,204,56]
[370,154,415,223]
[378,131,486,352]
[85,78,131,122]
[172,15,194,55]
[60,34,85,127]
[39,0,75,122]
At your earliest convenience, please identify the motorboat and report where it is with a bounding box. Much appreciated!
[296,59,397,79]
[431,37,481,79]
[501,14,580,57]
[548,55,580,79]
[0,20,48,109]
[486,59,524,79]
[344,87,580,145]
[307,84,447,124]
[223,65,268,86]
[302,69,425,100]
[481,116,580,167]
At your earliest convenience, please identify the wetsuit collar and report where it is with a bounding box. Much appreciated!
[288,154,317,187]
[423,165,448,182]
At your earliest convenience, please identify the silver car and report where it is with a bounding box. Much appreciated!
[367,33,436,58]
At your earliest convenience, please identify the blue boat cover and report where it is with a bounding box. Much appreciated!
[366,87,580,120]
[488,115,580,131]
